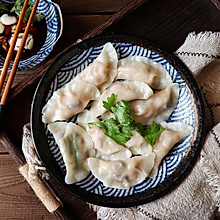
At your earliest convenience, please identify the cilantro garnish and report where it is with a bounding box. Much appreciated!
[111,100,134,126]
[137,121,165,147]
[11,0,45,22]
[88,118,132,145]
[89,96,135,145]
[103,93,117,110]
[89,93,165,147]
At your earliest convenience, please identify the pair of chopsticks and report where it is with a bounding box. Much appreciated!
[0,0,39,127]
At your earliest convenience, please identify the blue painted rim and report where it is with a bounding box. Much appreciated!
[0,0,63,70]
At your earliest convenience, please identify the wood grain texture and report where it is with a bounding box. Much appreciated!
[52,0,133,13]
[58,14,111,51]
[0,143,7,153]
[0,131,25,165]
[104,0,220,52]
[212,0,220,9]
[0,154,56,219]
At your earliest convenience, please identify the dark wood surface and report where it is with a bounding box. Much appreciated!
[1,0,220,219]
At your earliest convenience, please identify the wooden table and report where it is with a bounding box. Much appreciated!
[1,0,220,219]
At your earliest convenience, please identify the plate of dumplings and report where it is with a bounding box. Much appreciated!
[31,35,205,207]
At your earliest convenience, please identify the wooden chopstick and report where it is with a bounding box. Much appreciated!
[0,0,29,96]
[0,0,40,105]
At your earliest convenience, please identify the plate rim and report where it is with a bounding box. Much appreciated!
[31,35,205,208]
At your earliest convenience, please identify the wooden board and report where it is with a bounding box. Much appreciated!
[0,154,56,219]
[52,0,133,13]
[1,0,220,219]
[103,0,220,52]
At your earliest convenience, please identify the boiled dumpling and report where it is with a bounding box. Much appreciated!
[95,149,132,161]
[88,155,155,189]
[77,110,99,130]
[48,122,95,184]
[150,121,193,178]
[78,114,132,158]
[99,80,153,105]
[130,83,179,125]
[117,56,172,89]
[87,124,128,155]
[74,42,118,92]
[42,80,100,123]
[124,130,153,156]
[90,80,153,117]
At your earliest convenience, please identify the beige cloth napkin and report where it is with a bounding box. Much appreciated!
[20,124,62,213]
[91,32,220,220]
[21,32,220,219]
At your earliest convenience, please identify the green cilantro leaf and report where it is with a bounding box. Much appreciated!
[137,121,165,147]
[121,124,134,133]
[136,123,146,136]
[89,94,165,147]
[34,11,45,22]
[111,100,134,126]
[11,0,45,22]
[88,118,132,145]
[103,93,117,110]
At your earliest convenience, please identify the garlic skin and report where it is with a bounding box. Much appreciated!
[1,14,17,26]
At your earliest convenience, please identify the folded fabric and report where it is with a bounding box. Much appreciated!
[91,32,220,220]
[176,32,220,131]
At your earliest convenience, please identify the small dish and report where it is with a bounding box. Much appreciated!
[0,0,63,70]
[31,35,205,207]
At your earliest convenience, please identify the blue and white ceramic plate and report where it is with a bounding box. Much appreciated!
[0,0,63,70]
[31,35,205,207]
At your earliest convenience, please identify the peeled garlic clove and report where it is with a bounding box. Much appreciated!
[1,14,17,26]
[11,24,16,33]
[0,22,5,34]
[25,34,34,50]
[9,33,22,51]
[9,33,34,51]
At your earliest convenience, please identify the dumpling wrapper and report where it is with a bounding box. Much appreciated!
[78,111,132,160]
[124,130,153,156]
[77,109,99,130]
[95,149,132,161]
[150,121,194,178]
[74,42,118,92]
[48,122,95,184]
[88,155,155,189]
[87,124,129,156]
[90,80,153,117]
[130,83,179,125]
[42,80,100,123]
[117,56,172,89]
